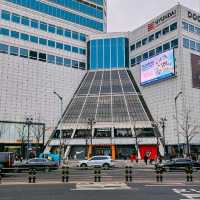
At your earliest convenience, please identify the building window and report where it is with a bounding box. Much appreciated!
[72,60,79,68]
[39,38,47,45]
[47,54,55,64]
[79,62,86,70]
[142,38,148,45]
[130,44,135,51]
[1,10,10,21]
[162,26,169,35]
[0,43,9,54]
[11,31,19,39]
[0,28,9,36]
[64,45,71,52]
[21,16,29,26]
[163,42,170,51]
[195,27,200,35]
[79,48,86,55]
[57,27,64,36]
[11,13,20,23]
[80,33,86,41]
[20,48,28,58]
[182,22,188,31]
[30,35,38,43]
[48,24,56,33]
[40,22,47,31]
[64,58,71,67]
[171,38,178,48]
[149,49,155,58]
[56,56,63,65]
[190,40,196,50]
[136,55,142,64]
[196,43,200,52]
[155,30,161,39]
[29,50,37,60]
[64,29,71,38]
[156,46,162,54]
[72,46,78,53]
[10,46,18,56]
[143,52,148,60]
[131,58,136,66]
[148,34,154,42]
[56,42,63,50]
[189,24,195,33]
[170,22,177,31]
[39,53,46,62]
[183,38,189,48]
[72,31,79,40]
[136,41,141,49]
[20,33,29,41]
[48,40,55,48]
[31,19,39,29]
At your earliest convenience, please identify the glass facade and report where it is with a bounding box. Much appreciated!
[88,37,129,70]
[5,0,104,31]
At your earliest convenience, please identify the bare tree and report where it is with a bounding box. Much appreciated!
[32,125,43,145]
[15,124,26,156]
[176,110,199,157]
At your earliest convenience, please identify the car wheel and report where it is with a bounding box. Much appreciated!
[80,163,87,169]
[103,163,110,170]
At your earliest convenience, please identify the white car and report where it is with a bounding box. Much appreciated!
[79,156,114,169]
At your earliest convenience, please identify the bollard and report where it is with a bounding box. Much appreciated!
[0,169,2,184]
[97,169,101,182]
[160,168,163,182]
[65,167,69,182]
[125,166,132,182]
[185,166,193,182]
[155,166,163,182]
[32,169,36,183]
[62,167,65,183]
[28,168,32,183]
[94,169,97,182]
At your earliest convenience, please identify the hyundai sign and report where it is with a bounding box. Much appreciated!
[140,49,175,85]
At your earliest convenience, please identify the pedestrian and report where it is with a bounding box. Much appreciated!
[144,154,148,165]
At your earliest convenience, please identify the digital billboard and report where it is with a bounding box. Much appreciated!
[140,49,175,85]
[191,54,200,89]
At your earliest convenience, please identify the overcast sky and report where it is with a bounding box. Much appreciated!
[107,0,200,32]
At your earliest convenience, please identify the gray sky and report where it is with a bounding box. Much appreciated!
[107,0,200,32]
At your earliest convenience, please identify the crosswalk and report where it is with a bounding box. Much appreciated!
[71,182,131,191]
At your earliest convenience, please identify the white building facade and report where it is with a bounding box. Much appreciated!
[129,4,200,155]
[0,0,106,150]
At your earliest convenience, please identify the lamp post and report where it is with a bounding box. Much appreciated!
[175,91,182,157]
[26,117,33,160]
[53,91,63,166]
[88,118,96,145]
[159,117,167,157]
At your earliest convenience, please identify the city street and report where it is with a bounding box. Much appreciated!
[1,183,200,200]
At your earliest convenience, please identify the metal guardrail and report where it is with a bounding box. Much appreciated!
[0,166,199,184]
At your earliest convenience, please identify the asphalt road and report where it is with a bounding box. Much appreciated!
[0,183,200,200]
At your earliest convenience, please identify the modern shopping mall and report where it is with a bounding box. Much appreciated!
[0,1,200,159]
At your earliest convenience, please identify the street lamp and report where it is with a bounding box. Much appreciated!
[53,91,63,165]
[26,117,33,160]
[159,117,167,157]
[87,118,96,157]
[175,91,182,157]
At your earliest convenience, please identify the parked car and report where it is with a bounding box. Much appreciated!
[155,158,200,171]
[13,158,59,171]
[79,156,114,169]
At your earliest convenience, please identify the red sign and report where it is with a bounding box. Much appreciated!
[148,22,156,31]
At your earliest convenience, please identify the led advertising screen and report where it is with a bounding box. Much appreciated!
[140,49,175,85]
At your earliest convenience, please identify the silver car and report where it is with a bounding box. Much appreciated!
[79,156,114,169]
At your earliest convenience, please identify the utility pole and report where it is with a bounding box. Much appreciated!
[175,91,182,157]
[53,91,63,166]
[88,118,96,145]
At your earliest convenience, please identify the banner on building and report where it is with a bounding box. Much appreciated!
[191,54,200,89]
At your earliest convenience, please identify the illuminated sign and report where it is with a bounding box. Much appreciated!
[188,11,200,23]
[147,10,176,31]
[140,49,175,85]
